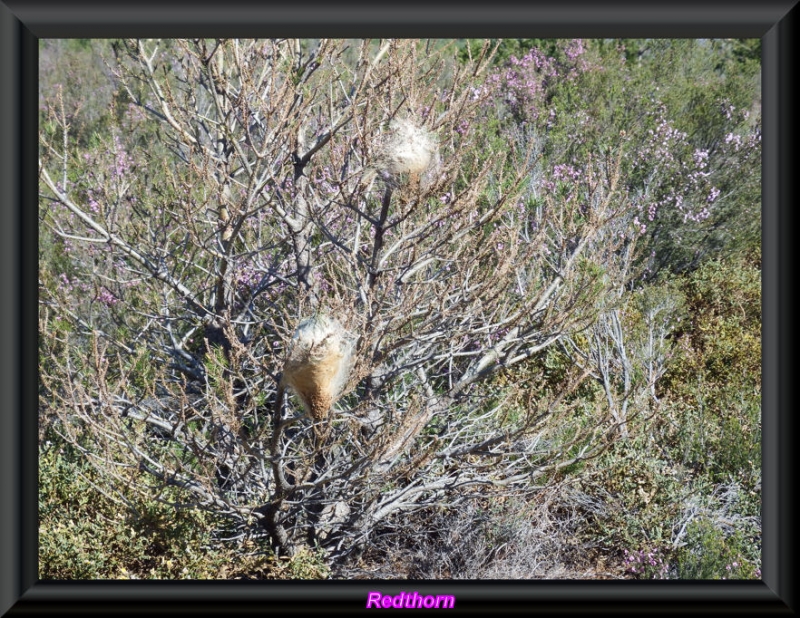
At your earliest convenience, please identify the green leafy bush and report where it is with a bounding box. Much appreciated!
[39,438,290,579]
[674,515,760,580]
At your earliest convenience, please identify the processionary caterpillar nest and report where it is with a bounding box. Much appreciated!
[281,314,355,421]
[374,118,440,185]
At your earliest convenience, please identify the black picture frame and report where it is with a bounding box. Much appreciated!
[2,1,795,614]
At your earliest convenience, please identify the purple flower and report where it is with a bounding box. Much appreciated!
[111,133,134,180]
[564,39,586,61]
[97,287,119,307]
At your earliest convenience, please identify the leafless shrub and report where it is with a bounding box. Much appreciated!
[672,480,761,551]
[341,482,616,579]
[39,39,663,564]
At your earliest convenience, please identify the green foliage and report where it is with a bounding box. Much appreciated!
[459,38,562,65]
[283,547,332,579]
[482,38,760,275]
[578,435,685,552]
[626,40,761,274]
[674,516,760,580]
[39,40,119,148]
[665,387,761,487]
[573,251,760,578]
[39,438,291,579]
[660,254,761,484]
[129,345,156,391]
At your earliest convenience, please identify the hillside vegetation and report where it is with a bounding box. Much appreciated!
[39,38,761,579]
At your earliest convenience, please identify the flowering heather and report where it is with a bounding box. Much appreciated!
[112,133,135,180]
[235,266,261,292]
[564,39,586,61]
[489,47,557,122]
[623,548,670,579]
[488,40,594,124]
[96,287,120,307]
